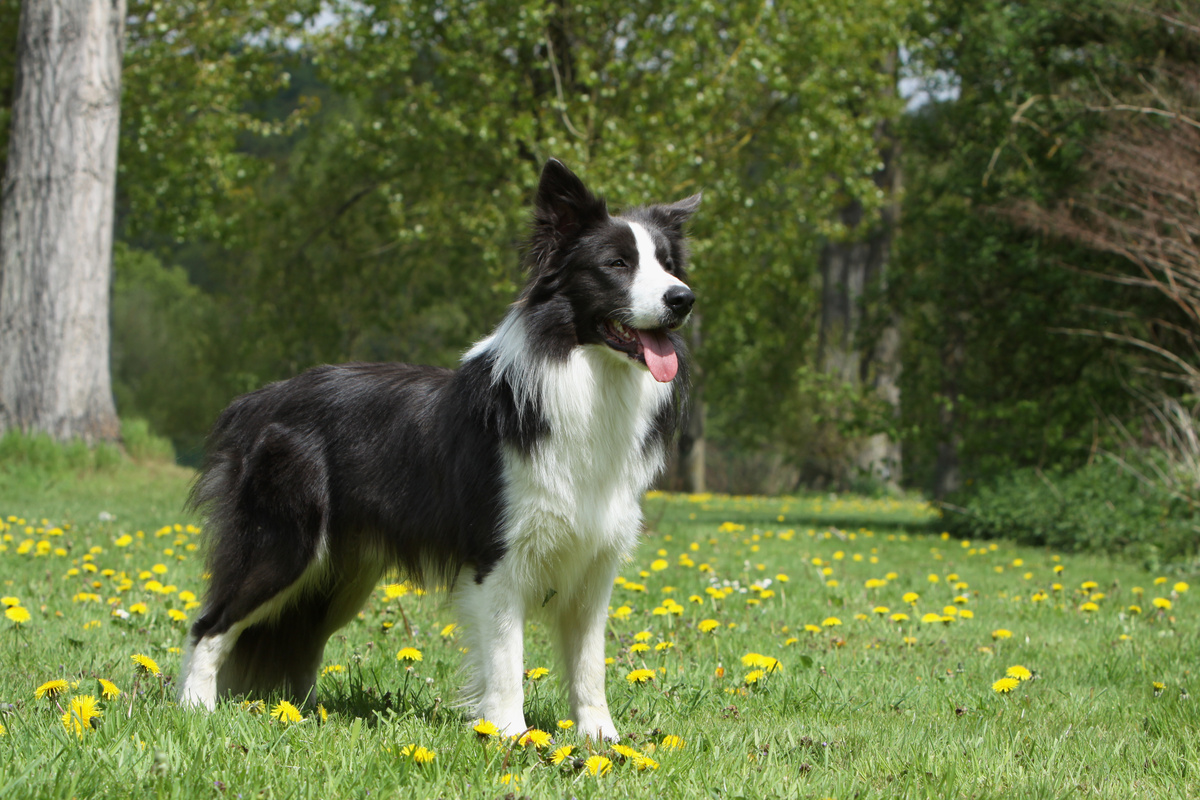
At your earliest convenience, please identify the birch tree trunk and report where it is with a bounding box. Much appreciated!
[0,0,125,444]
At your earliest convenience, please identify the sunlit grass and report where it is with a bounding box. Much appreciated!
[1,466,1197,799]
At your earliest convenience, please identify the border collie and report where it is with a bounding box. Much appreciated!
[177,160,699,740]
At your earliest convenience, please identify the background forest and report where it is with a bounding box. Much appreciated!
[2,0,1198,549]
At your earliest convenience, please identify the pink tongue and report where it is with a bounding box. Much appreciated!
[638,329,678,383]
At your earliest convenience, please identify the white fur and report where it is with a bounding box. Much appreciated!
[461,312,673,739]
[627,221,688,327]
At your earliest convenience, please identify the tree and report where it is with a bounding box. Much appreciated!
[0,0,126,444]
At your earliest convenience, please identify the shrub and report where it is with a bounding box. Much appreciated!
[944,459,1200,568]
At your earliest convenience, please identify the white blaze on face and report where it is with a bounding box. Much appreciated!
[626,221,687,328]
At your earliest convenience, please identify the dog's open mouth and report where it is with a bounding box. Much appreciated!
[601,319,678,383]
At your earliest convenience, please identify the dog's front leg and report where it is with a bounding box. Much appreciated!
[454,572,528,735]
[556,560,621,742]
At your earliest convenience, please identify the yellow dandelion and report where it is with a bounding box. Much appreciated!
[744,669,766,685]
[1006,665,1033,681]
[35,679,69,699]
[1,596,20,607]
[525,667,550,680]
[822,616,842,627]
[271,700,304,724]
[698,618,720,633]
[551,745,574,764]
[1080,602,1099,613]
[661,734,685,750]
[383,583,409,600]
[650,559,669,572]
[132,654,161,676]
[633,753,660,770]
[613,743,640,761]
[630,643,650,653]
[611,605,633,620]
[1174,582,1189,593]
[98,679,121,700]
[584,755,613,776]
[6,606,31,625]
[401,744,436,764]
[991,629,1013,641]
[890,613,909,623]
[519,729,552,748]
[473,719,499,737]
[61,695,102,738]
[396,647,423,662]
[902,592,920,604]
[557,719,574,730]
[626,668,655,684]
[1153,597,1172,610]
[993,677,1020,693]
[920,612,943,624]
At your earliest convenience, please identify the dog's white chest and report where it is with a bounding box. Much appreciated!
[499,347,671,575]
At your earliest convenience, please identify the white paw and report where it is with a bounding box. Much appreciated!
[575,708,620,742]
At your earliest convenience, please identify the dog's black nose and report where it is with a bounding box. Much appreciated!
[664,285,695,317]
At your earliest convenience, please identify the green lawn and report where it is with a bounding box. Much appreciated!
[1,463,1196,799]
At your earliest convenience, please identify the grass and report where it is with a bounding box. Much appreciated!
[1,461,1198,799]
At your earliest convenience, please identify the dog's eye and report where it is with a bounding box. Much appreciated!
[608,259,629,268]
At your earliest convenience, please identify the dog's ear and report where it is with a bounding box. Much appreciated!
[529,159,608,271]
[649,192,702,233]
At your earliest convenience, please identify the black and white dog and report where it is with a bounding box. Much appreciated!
[178,159,699,741]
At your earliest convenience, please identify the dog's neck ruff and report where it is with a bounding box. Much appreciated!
[463,308,675,451]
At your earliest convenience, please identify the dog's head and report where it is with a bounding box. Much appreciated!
[522,159,701,383]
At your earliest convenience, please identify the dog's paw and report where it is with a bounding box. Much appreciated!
[574,708,620,742]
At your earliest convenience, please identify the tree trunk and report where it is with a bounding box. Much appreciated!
[678,312,705,493]
[0,0,125,444]
[816,151,902,489]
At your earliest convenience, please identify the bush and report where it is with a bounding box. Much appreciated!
[943,459,1200,568]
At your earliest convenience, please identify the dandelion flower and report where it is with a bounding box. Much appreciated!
[992,677,1020,694]
[383,583,409,600]
[551,745,574,764]
[920,612,943,624]
[396,647,423,662]
[270,700,303,724]
[584,755,613,776]
[98,679,121,700]
[5,606,31,625]
[626,668,655,684]
[1,596,19,607]
[1153,681,1166,697]
[525,667,549,680]
[902,592,920,604]
[613,743,640,760]
[1153,597,1172,610]
[473,719,499,737]
[61,695,102,737]
[991,629,1012,641]
[35,679,69,699]
[1080,601,1099,613]
[890,613,909,623]
[630,643,650,653]
[632,753,659,770]
[1174,582,1189,594]
[557,719,574,730]
[132,654,161,676]
[698,619,720,633]
[744,669,766,685]
[822,616,842,627]
[519,729,552,748]
[661,734,685,750]
[1006,665,1032,681]
[401,744,436,764]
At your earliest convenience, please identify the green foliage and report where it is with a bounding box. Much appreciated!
[110,244,231,451]
[0,430,122,479]
[945,460,1200,567]
[895,0,1182,490]
[120,418,176,464]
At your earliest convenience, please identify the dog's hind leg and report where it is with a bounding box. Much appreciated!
[217,557,385,705]
[179,423,332,710]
